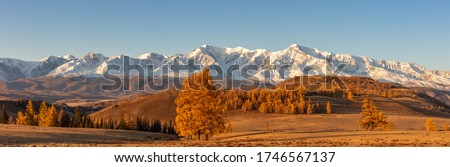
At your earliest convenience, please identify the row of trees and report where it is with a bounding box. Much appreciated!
[16,100,71,127]
[220,76,396,115]
[2,100,176,135]
[282,76,407,99]
[223,88,341,114]
[117,114,176,134]
[215,76,409,119]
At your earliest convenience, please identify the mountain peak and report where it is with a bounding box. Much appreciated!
[40,55,76,62]
[81,52,107,65]
[198,45,252,55]
[285,44,305,53]
[39,56,57,62]
[63,55,76,60]
[289,44,301,48]
[198,44,223,51]
[225,46,250,53]
[82,52,105,59]
[84,52,103,57]
[138,53,165,60]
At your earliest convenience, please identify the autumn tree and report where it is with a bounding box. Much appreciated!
[306,104,314,114]
[259,102,267,113]
[38,101,48,126]
[358,96,393,131]
[306,98,314,114]
[25,100,38,126]
[16,111,26,125]
[326,101,332,114]
[298,96,306,114]
[242,100,252,112]
[46,105,58,127]
[425,118,438,132]
[117,114,132,130]
[175,67,229,140]
[347,91,354,102]
[38,102,58,127]
[0,104,8,124]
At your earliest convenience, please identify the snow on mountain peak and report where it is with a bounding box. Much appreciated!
[138,53,165,60]
[63,55,76,60]
[289,43,301,49]
[40,55,76,62]
[225,46,250,54]
[0,44,448,92]
[81,52,107,65]
[0,58,38,81]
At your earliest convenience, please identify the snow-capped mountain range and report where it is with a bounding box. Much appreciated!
[0,44,449,91]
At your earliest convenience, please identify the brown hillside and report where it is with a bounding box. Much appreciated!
[89,91,177,123]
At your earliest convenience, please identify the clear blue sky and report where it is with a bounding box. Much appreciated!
[0,0,449,71]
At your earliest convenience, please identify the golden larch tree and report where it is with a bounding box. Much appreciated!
[25,100,38,126]
[298,96,306,114]
[358,96,393,131]
[347,91,354,101]
[425,118,438,132]
[242,100,252,112]
[258,102,267,113]
[306,104,314,114]
[326,101,332,114]
[175,67,229,140]
[16,111,26,125]
[46,105,58,127]
[38,101,48,126]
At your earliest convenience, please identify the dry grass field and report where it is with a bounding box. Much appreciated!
[0,124,177,147]
[2,113,450,147]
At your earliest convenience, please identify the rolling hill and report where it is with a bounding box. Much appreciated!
[89,76,450,125]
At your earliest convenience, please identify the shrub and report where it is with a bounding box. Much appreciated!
[425,118,438,132]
